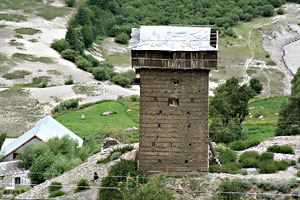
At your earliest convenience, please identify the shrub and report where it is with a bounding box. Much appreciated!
[92,67,115,81]
[115,33,129,44]
[267,145,294,154]
[13,186,31,195]
[49,181,62,192]
[75,56,92,70]
[3,70,31,79]
[216,148,237,164]
[52,98,79,113]
[267,60,276,66]
[209,163,247,175]
[51,39,70,53]
[64,79,73,85]
[49,190,65,198]
[276,8,284,15]
[110,151,122,161]
[75,179,90,193]
[257,181,277,191]
[259,152,274,161]
[97,146,134,164]
[65,0,75,7]
[215,178,250,200]
[112,74,131,88]
[61,49,80,62]
[290,160,297,166]
[275,160,290,171]
[83,54,99,67]
[258,161,278,174]
[129,95,139,102]
[99,159,145,200]
[120,70,135,84]
[229,139,260,151]
[239,151,260,163]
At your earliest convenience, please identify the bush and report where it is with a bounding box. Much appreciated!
[51,39,70,53]
[296,171,300,177]
[52,98,79,113]
[239,151,260,168]
[65,0,75,7]
[112,74,131,88]
[75,178,90,192]
[277,8,284,15]
[129,95,139,102]
[13,186,31,195]
[97,146,134,164]
[120,70,135,84]
[209,163,247,175]
[75,56,92,70]
[267,60,276,66]
[92,67,115,81]
[267,145,294,154]
[49,181,62,192]
[61,49,80,62]
[64,79,73,85]
[215,178,251,200]
[216,148,237,164]
[257,181,277,191]
[259,152,274,161]
[290,160,297,166]
[258,161,278,174]
[110,151,122,161]
[83,54,99,67]
[49,190,65,198]
[115,33,129,44]
[3,70,31,79]
[229,139,260,151]
[275,160,290,171]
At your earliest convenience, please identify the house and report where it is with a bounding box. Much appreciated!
[129,25,218,175]
[0,161,30,190]
[0,115,83,161]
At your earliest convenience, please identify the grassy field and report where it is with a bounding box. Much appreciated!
[54,98,139,143]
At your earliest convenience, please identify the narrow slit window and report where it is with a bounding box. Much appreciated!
[172,79,179,85]
[185,160,188,164]
[158,159,161,163]
[189,143,192,147]
[158,123,161,128]
[168,98,179,107]
[187,111,191,116]
[170,142,172,147]
[158,110,162,115]
[190,98,194,103]
[154,97,158,102]
[152,142,155,147]
[188,124,191,129]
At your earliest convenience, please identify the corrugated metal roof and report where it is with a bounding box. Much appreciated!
[0,115,83,158]
[1,138,16,150]
[129,26,217,51]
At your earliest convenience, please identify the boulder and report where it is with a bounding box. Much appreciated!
[102,137,120,149]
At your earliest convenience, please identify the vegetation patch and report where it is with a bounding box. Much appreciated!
[36,5,70,20]
[9,39,24,47]
[75,179,90,193]
[52,98,80,114]
[229,139,260,151]
[3,70,31,79]
[15,28,41,35]
[12,53,53,63]
[97,145,134,164]
[0,25,7,28]
[267,144,294,154]
[0,13,27,22]
[12,186,31,196]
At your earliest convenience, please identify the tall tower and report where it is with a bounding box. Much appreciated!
[129,25,218,176]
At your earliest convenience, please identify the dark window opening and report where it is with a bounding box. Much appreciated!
[189,143,192,147]
[158,159,161,163]
[152,142,155,147]
[158,110,162,115]
[158,123,161,128]
[187,111,191,116]
[170,142,172,147]
[188,124,191,129]
[172,79,179,85]
[13,153,19,160]
[154,97,157,102]
[190,98,194,103]
[15,177,20,185]
[168,98,179,107]
[185,160,188,164]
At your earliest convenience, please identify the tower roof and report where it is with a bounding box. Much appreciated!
[129,25,217,51]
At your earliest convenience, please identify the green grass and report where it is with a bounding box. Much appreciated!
[0,25,7,28]
[2,70,31,79]
[14,76,50,88]
[15,28,41,35]
[9,39,24,47]
[0,0,39,11]
[103,51,131,66]
[36,6,71,20]
[12,53,54,63]
[0,13,27,22]
[54,99,139,140]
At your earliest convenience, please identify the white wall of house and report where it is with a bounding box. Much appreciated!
[3,137,41,162]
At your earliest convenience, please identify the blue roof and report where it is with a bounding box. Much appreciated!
[0,115,83,157]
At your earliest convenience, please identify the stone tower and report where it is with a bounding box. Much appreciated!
[129,25,218,176]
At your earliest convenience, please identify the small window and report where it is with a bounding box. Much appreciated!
[158,159,161,163]
[189,143,192,147]
[158,110,162,115]
[187,111,191,116]
[190,98,194,103]
[188,124,191,129]
[152,142,155,147]
[154,97,158,102]
[185,160,188,164]
[13,153,19,160]
[168,98,179,107]
[15,177,21,185]
[170,142,172,147]
[158,123,161,128]
[172,79,179,85]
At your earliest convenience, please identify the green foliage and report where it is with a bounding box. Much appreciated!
[92,67,115,81]
[61,49,80,62]
[277,68,300,136]
[0,133,6,149]
[99,159,145,200]
[239,151,260,168]
[49,190,65,198]
[2,70,31,79]
[36,5,70,21]
[110,151,122,161]
[97,146,134,164]
[216,147,237,164]
[229,139,260,151]
[209,77,262,144]
[257,181,277,191]
[75,179,90,192]
[49,181,62,192]
[259,152,274,161]
[51,39,70,53]
[258,160,278,174]
[261,5,275,17]
[52,98,79,114]
[267,145,294,154]
[120,175,175,200]
[129,95,139,102]
[115,32,129,44]
[209,163,247,175]
[64,79,74,85]
[267,60,277,66]
[75,56,92,70]
[277,8,284,15]
[83,54,99,67]
[0,13,27,22]
[65,0,75,7]
[12,53,53,63]
[12,186,31,195]
[112,74,131,88]
[15,28,41,35]
[214,178,251,200]
[120,70,135,84]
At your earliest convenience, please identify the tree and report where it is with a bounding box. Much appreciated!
[261,5,275,17]
[276,68,300,136]
[209,77,262,144]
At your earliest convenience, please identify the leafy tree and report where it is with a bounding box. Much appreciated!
[277,68,300,136]
[92,67,115,81]
[115,32,129,44]
[112,74,131,88]
[61,49,80,62]
[261,5,275,17]
[209,77,262,143]
[51,39,70,53]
